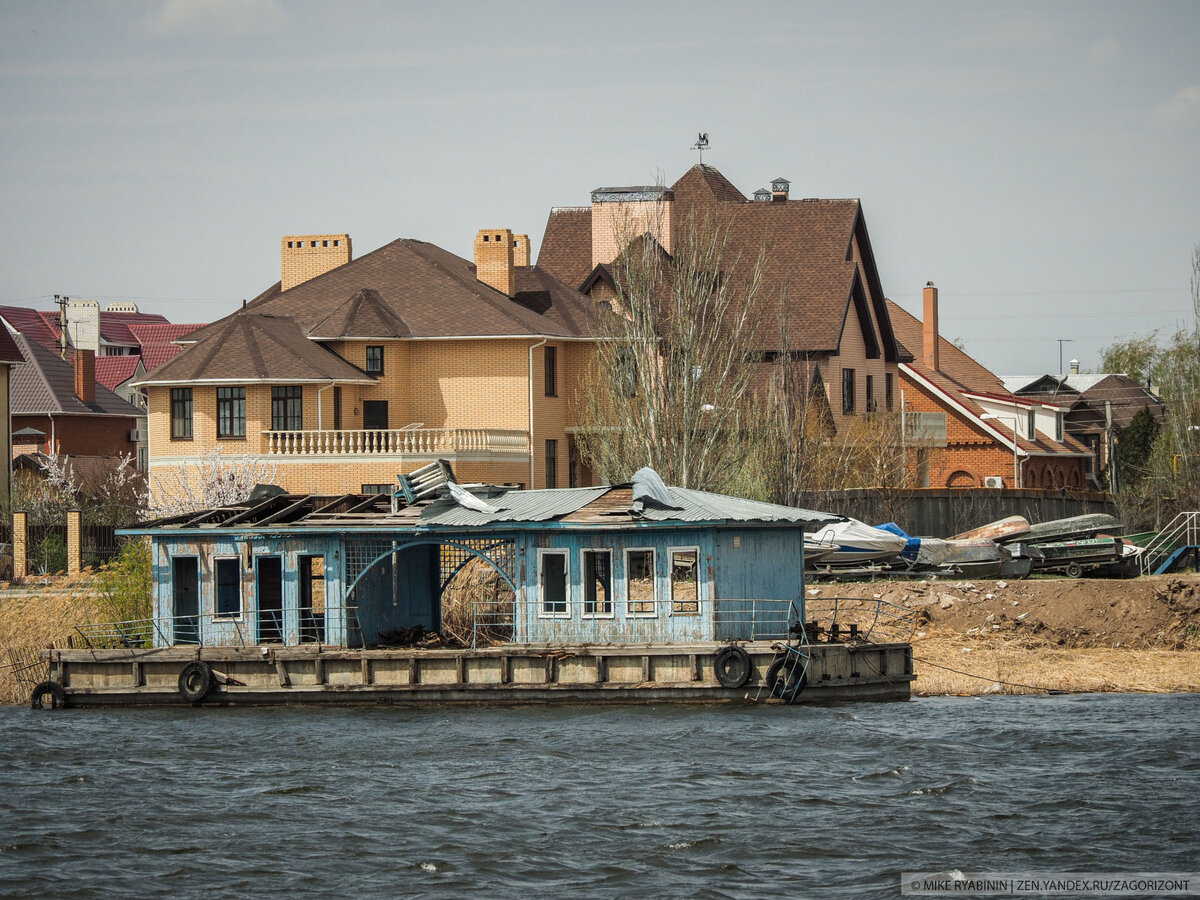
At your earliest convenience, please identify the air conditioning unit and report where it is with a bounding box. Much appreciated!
[129,428,142,442]
[984,476,1004,489]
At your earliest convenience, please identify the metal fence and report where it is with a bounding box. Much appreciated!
[82,524,120,567]
[73,609,355,650]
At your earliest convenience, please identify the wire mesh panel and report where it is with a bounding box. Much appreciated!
[439,538,517,591]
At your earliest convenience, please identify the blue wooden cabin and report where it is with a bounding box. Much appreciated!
[122,473,837,649]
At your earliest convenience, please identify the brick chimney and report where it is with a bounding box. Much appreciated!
[922,282,939,372]
[474,228,515,296]
[512,233,531,267]
[74,348,95,405]
[281,234,352,291]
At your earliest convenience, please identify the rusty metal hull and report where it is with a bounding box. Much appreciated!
[40,642,914,707]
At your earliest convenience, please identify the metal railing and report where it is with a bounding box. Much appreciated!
[802,596,917,644]
[263,427,529,457]
[73,608,356,649]
[1138,511,1200,575]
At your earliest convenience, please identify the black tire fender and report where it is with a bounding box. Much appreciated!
[764,655,809,700]
[713,646,752,688]
[178,661,215,703]
[30,680,67,710]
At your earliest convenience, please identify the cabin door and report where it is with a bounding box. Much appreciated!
[172,557,200,644]
[299,555,325,644]
[256,556,284,644]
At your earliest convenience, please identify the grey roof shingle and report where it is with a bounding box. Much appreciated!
[9,334,141,416]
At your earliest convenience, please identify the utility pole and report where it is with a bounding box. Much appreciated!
[55,293,70,358]
[1106,399,1118,494]
[1057,338,1073,376]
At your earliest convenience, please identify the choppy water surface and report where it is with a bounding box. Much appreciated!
[0,694,1197,898]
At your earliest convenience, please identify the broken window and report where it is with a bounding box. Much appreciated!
[582,549,612,617]
[539,550,569,617]
[214,557,241,618]
[670,548,699,615]
[626,548,656,616]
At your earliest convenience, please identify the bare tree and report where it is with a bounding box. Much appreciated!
[574,208,769,491]
[149,446,280,516]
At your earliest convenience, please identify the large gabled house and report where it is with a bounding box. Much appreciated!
[538,164,903,431]
[139,230,600,501]
[888,285,1092,490]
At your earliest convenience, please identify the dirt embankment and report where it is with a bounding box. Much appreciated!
[813,574,1200,695]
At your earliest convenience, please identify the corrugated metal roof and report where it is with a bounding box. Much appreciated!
[637,487,833,524]
[419,487,610,526]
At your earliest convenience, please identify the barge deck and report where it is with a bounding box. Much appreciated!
[40,641,914,707]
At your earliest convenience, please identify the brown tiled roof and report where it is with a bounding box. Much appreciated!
[887,300,1089,456]
[231,239,584,340]
[308,288,413,339]
[136,314,375,386]
[9,334,142,417]
[536,207,593,289]
[511,267,600,336]
[0,325,22,364]
[537,164,899,358]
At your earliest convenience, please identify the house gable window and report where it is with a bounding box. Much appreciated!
[271,386,303,430]
[171,388,193,440]
[365,345,384,375]
[544,345,557,397]
[216,387,246,439]
[842,368,856,415]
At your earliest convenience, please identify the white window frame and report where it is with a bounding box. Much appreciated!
[537,548,571,619]
[212,555,244,621]
[667,546,701,617]
[581,548,615,619]
[624,547,658,618]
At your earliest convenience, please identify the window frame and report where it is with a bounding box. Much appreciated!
[216,386,246,440]
[213,556,242,620]
[271,386,303,431]
[544,345,557,397]
[1027,407,1037,440]
[865,374,875,413]
[624,547,658,618]
[1055,412,1064,443]
[668,546,701,616]
[545,438,558,489]
[885,372,894,412]
[842,368,856,415]
[170,387,193,440]
[581,548,614,619]
[537,548,571,619]
[365,345,384,375]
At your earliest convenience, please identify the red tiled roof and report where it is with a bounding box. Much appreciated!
[93,355,142,391]
[139,343,185,371]
[97,311,170,345]
[127,322,206,345]
[0,306,61,350]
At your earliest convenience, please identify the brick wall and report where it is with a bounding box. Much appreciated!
[591,200,673,267]
[13,414,138,459]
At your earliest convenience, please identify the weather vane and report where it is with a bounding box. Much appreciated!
[692,132,709,163]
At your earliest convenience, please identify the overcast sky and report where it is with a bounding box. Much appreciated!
[1,0,1196,375]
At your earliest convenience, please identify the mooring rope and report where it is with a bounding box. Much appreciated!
[910,652,1066,695]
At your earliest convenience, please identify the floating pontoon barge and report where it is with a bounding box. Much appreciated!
[34,466,914,708]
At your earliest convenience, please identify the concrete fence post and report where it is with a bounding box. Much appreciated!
[67,509,82,576]
[12,510,28,582]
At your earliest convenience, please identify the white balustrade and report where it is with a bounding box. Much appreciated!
[263,428,529,457]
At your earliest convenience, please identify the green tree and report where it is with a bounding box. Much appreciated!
[1116,406,1159,489]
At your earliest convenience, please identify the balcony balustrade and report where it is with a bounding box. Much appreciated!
[263,428,530,457]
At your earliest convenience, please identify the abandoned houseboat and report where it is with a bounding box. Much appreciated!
[33,466,914,708]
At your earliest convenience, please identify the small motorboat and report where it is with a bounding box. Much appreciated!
[997,513,1123,545]
[947,515,1031,543]
[807,518,908,566]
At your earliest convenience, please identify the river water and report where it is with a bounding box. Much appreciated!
[0,694,1197,898]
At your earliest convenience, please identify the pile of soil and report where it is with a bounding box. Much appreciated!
[810,574,1200,651]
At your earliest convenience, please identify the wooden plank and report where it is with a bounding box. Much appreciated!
[455,655,466,685]
[408,657,419,685]
[274,658,291,687]
[313,656,325,685]
[641,655,651,683]
[500,655,510,685]
[689,654,700,682]
[131,661,141,687]
[595,654,606,684]
[361,657,371,685]
[545,655,556,684]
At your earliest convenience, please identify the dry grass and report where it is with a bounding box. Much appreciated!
[913,634,1200,696]
[440,558,515,647]
[0,573,105,705]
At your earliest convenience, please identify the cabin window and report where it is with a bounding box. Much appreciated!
[669,548,699,615]
[582,549,612,617]
[365,345,384,375]
[544,345,557,397]
[625,548,657,617]
[171,388,193,440]
[271,386,303,430]
[214,557,241,618]
[842,368,855,415]
[885,372,894,411]
[216,387,246,439]
[538,549,570,618]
